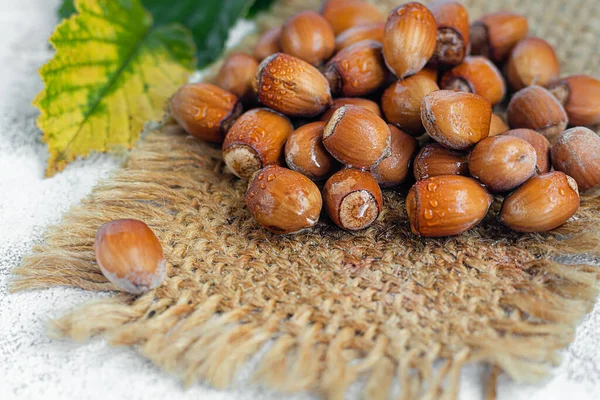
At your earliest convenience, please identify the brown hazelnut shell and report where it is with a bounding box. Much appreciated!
[321,97,382,122]
[406,175,492,237]
[505,37,560,91]
[215,52,259,103]
[222,108,293,179]
[381,74,439,136]
[499,172,580,232]
[285,121,336,181]
[547,75,600,127]
[321,0,385,35]
[382,3,438,79]
[470,12,528,63]
[253,27,282,61]
[281,11,335,66]
[469,135,537,193]
[246,165,322,234]
[440,56,506,106]
[506,86,568,143]
[371,125,419,188]
[428,0,470,68]
[255,53,332,117]
[413,143,469,181]
[421,90,492,150]
[169,82,241,143]
[335,23,384,51]
[504,128,551,173]
[323,40,389,97]
[551,127,600,191]
[323,105,391,169]
[323,168,383,231]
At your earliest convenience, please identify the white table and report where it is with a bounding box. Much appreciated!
[0,1,598,398]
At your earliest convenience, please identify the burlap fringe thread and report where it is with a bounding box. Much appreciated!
[12,0,600,399]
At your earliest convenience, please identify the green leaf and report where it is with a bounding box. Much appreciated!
[58,0,76,19]
[36,0,196,176]
[247,0,276,17]
[58,0,260,67]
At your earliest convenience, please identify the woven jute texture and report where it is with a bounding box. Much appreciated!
[12,0,600,399]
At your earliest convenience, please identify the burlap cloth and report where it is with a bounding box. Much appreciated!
[12,0,600,399]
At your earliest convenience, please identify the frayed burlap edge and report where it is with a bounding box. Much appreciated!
[11,0,600,399]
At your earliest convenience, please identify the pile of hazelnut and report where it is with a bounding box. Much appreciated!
[167,0,600,237]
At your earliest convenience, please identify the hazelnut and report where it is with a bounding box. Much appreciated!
[246,165,322,234]
[321,0,385,35]
[547,75,600,126]
[551,127,600,191]
[469,136,537,193]
[506,86,568,143]
[281,11,335,66]
[285,121,337,181]
[323,168,383,230]
[415,67,439,82]
[371,125,418,188]
[428,0,470,68]
[255,53,332,117]
[222,108,293,179]
[413,143,469,181]
[215,52,259,103]
[335,23,384,51]
[94,219,166,294]
[169,82,242,143]
[504,128,551,173]
[421,90,492,150]
[253,27,282,61]
[406,175,492,237]
[320,97,382,122]
[382,3,438,79]
[489,113,509,137]
[323,40,389,97]
[470,12,528,63]
[505,37,560,91]
[440,56,506,106]
[323,105,391,169]
[381,74,439,136]
[499,172,580,232]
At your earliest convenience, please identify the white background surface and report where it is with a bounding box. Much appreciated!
[0,1,599,399]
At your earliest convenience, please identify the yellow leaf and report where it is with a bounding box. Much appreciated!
[34,0,196,176]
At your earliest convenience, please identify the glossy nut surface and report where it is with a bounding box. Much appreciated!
[382,2,437,79]
[428,0,470,68]
[440,56,506,106]
[215,52,259,102]
[381,74,439,136]
[323,105,391,169]
[505,37,559,91]
[95,219,166,294]
[413,143,469,181]
[335,23,384,51]
[499,172,580,232]
[551,127,600,191]
[507,86,568,143]
[170,82,241,143]
[253,27,282,61]
[469,135,537,193]
[323,168,383,230]
[255,53,332,117]
[504,128,551,173]
[223,108,293,179]
[470,12,528,63]
[285,121,336,181]
[489,114,509,137]
[321,0,385,35]
[406,175,492,237]
[320,97,382,121]
[547,75,600,126]
[323,40,388,97]
[246,165,322,234]
[281,11,335,66]
[371,125,418,188]
[421,90,492,150]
